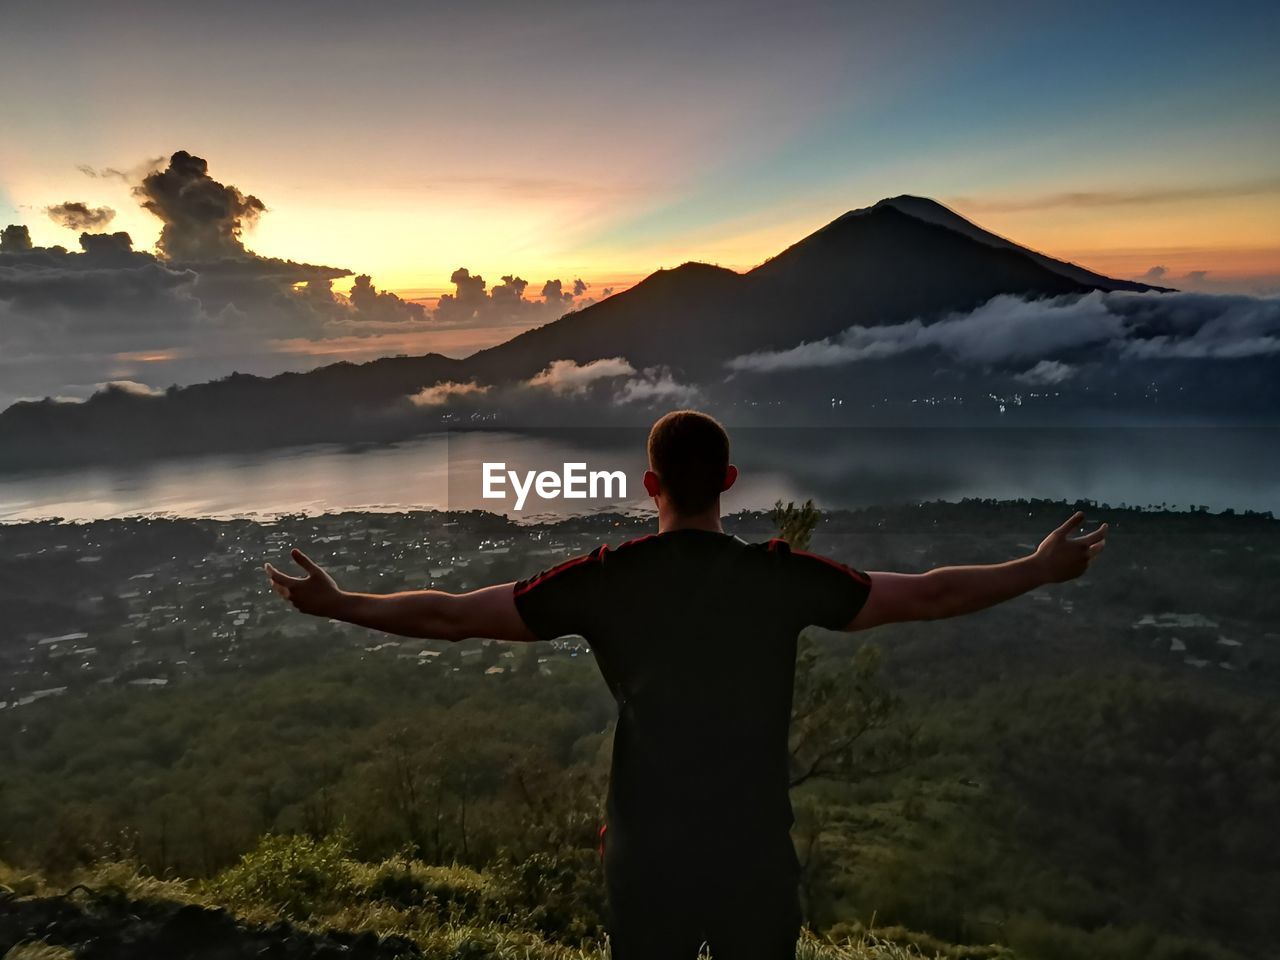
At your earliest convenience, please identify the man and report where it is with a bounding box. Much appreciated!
[265,409,1106,959]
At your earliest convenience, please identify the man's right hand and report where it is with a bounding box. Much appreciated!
[264,548,345,618]
[1032,511,1108,583]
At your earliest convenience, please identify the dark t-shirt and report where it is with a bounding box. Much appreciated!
[513,529,871,851]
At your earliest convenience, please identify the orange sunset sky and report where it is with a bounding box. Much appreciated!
[1,0,1277,395]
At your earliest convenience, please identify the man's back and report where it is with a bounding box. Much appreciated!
[513,529,871,849]
[265,408,1106,960]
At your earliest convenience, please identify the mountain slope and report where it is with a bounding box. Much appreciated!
[870,195,1169,293]
[469,260,746,382]
[0,197,1168,469]
[0,352,464,470]
[475,201,1147,380]
[742,203,1095,349]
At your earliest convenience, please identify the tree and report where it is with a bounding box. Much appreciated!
[771,498,821,550]
[774,500,917,927]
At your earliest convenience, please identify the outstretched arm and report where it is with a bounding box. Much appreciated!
[264,548,536,643]
[846,511,1107,631]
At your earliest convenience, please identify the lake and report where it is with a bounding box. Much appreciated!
[0,426,1277,523]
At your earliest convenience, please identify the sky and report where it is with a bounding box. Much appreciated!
[1,0,1278,406]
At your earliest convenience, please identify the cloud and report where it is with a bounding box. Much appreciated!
[408,380,490,406]
[2,225,33,253]
[613,368,702,406]
[2,150,619,411]
[527,357,636,394]
[0,149,471,408]
[5,150,618,409]
[1014,360,1075,385]
[78,231,138,262]
[136,150,266,260]
[434,267,593,328]
[94,379,164,397]
[0,237,424,410]
[348,274,427,323]
[46,201,116,231]
[726,290,1280,373]
[79,157,163,182]
[1141,266,1168,283]
[541,279,574,304]
[1116,293,1280,359]
[952,177,1280,213]
[727,293,1125,372]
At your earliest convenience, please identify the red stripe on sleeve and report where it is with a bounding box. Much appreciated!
[513,544,608,597]
[792,548,873,587]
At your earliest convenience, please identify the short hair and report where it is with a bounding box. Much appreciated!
[646,410,730,516]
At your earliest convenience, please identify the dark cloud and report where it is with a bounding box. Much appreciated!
[46,201,116,231]
[0,225,429,411]
[1141,266,1168,283]
[136,150,266,260]
[2,225,33,253]
[433,268,490,325]
[435,267,592,327]
[78,231,137,262]
[78,158,162,181]
[4,149,602,409]
[541,278,574,305]
[348,274,427,323]
[491,275,532,309]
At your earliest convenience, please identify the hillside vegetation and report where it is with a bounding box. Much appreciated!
[1,502,1277,959]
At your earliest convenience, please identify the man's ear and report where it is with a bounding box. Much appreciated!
[721,464,738,492]
[642,469,661,499]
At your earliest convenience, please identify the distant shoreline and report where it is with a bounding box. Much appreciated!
[5,498,1276,529]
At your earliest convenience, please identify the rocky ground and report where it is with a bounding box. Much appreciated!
[0,887,421,959]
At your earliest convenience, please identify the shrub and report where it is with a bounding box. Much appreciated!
[358,857,504,922]
[206,832,357,919]
[489,849,606,944]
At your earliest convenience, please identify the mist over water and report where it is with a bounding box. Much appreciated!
[0,426,1276,523]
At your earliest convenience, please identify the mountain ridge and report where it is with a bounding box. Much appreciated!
[0,196,1180,470]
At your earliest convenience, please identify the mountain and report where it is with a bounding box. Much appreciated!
[0,197,1170,470]
[868,195,1167,293]
[468,260,747,382]
[471,200,1161,381]
[0,353,465,471]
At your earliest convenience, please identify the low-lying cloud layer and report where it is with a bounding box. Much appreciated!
[409,380,490,407]
[526,357,636,394]
[522,357,700,406]
[726,290,1280,382]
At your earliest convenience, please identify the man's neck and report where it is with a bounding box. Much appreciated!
[657,506,724,535]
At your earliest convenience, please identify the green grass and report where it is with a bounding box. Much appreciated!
[1,835,1012,960]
